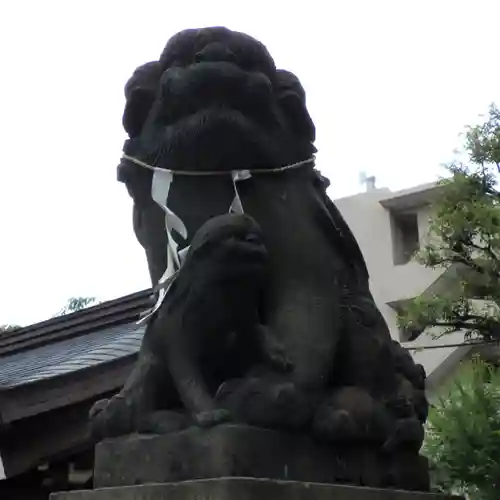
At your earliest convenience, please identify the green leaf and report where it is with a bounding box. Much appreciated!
[402,104,500,498]
[55,296,99,317]
[424,357,500,498]
[398,103,500,344]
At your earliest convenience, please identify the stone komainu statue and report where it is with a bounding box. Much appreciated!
[90,26,428,485]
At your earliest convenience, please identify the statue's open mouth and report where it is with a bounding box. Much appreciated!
[160,107,275,154]
[156,61,276,127]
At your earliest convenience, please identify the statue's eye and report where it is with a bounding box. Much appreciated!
[245,233,261,245]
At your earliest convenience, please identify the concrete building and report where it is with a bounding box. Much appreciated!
[334,179,494,391]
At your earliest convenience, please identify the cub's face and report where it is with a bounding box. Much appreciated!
[172,214,268,323]
[182,213,267,288]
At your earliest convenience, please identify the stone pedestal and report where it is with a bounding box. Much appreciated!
[51,478,460,500]
[51,425,460,499]
[92,425,429,491]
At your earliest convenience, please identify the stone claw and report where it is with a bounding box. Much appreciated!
[267,348,294,372]
[381,417,424,453]
[313,408,357,442]
[89,398,109,419]
[194,408,232,428]
[259,329,294,373]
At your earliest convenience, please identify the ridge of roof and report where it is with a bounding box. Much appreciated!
[0,289,153,357]
[378,181,445,210]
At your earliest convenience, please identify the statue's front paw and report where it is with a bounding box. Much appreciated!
[214,376,314,430]
[194,408,232,428]
[88,394,133,440]
[311,386,386,444]
[312,408,358,443]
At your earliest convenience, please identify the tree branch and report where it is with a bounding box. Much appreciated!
[469,240,500,267]
[431,319,500,338]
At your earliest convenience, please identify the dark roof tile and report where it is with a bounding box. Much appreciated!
[0,322,145,388]
[0,289,153,357]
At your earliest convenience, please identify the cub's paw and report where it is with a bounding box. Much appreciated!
[258,325,294,372]
[266,344,294,373]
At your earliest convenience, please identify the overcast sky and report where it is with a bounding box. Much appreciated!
[0,1,499,326]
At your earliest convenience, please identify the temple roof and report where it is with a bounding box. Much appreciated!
[0,289,153,422]
[0,322,144,388]
[0,289,153,480]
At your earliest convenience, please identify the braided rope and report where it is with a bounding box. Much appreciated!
[121,154,315,176]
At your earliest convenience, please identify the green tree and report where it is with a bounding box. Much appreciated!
[0,296,99,334]
[55,296,99,316]
[398,103,500,342]
[425,357,500,498]
[0,324,21,334]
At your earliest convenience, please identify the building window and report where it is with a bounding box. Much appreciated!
[388,298,424,342]
[398,323,423,343]
[391,211,420,265]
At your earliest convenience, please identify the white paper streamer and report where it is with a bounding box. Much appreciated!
[138,169,188,324]
[138,169,254,323]
[124,155,315,324]
[0,451,5,480]
[229,169,251,214]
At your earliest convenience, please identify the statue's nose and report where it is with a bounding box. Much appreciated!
[195,42,236,64]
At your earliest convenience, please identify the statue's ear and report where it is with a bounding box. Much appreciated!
[275,69,316,143]
[123,61,162,138]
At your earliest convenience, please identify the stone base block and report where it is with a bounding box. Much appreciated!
[51,478,461,500]
[93,425,429,491]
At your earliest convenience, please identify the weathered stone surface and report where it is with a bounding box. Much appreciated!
[84,26,433,498]
[91,27,429,468]
[51,478,461,500]
[93,425,429,492]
